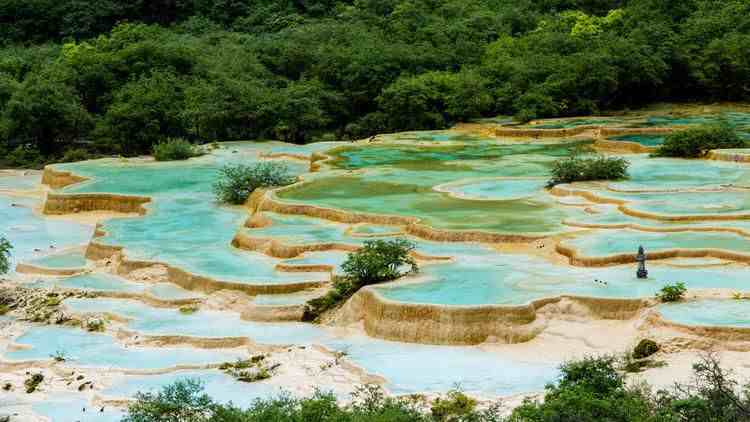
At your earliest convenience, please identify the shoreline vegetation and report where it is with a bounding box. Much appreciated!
[124,354,750,422]
[2,1,750,168]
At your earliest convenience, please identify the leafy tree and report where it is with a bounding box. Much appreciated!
[152,137,199,161]
[656,282,687,303]
[213,162,296,205]
[123,379,214,422]
[655,125,746,158]
[1,70,92,156]
[0,237,11,274]
[341,238,418,285]
[547,155,629,187]
[303,239,418,321]
[98,70,186,155]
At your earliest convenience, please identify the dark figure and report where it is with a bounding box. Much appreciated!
[636,245,648,279]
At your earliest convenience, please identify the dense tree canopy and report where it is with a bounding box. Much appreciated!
[1,0,749,163]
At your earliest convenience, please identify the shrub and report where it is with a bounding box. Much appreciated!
[24,373,44,393]
[431,390,477,421]
[632,339,659,359]
[123,379,214,422]
[655,125,746,158]
[179,305,199,314]
[6,145,44,168]
[59,148,93,163]
[213,162,296,205]
[303,239,418,321]
[342,238,418,285]
[152,137,199,161]
[0,237,11,275]
[547,155,629,187]
[657,282,687,302]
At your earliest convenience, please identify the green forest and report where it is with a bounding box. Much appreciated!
[0,0,748,164]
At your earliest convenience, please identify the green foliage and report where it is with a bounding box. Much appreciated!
[152,138,199,161]
[219,356,276,383]
[342,239,418,285]
[124,381,499,422]
[632,339,660,360]
[212,162,296,205]
[99,70,187,156]
[3,145,45,168]
[2,0,750,157]
[303,239,418,321]
[25,373,44,393]
[124,379,214,422]
[657,282,687,303]
[59,148,94,163]
[547,155,629,187]
[0,237,11,275]
[655,125,747,158]
[431,390,478,421]
[124,354,750,422]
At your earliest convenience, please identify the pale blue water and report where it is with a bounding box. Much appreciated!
[0,195,92,271]
[104,371,284,407]
[33,395,124,422]
[59,296,560,395]
[607,135,665,147]
[26,249,87,269]
[563,229,750,257]
[659,299,750,327]
[6,326,245,369]
[378,244,750,306]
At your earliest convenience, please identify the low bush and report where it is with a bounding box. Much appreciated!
[303,239,418,321]
[152,137,199,161]
[213,162,296,205]
[59,148,93,163]
[657,282,687,303]
[430,390,477,421]
[0,237,11,275]
[632,339,659,360]
[24,373,44,393]
[342,238,418,285]
[124,354,750,422]
[655,124,746,158]
[5,145,44,168]
[547,155,629,187]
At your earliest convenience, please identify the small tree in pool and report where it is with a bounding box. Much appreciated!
[657,282,687,303]
[342,239,418,285]
[0,237,11,275]
[213,162,296,205]
[303,239,418,321]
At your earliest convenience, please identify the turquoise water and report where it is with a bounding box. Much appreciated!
[64,298,328,344]
[659,299,750,327]
[6,326,245,369]
[563,229,750,258]
[0,195,92,271]
[438,178,547,201]
[29,273,202,300]
[378,244,750,306]
[633,112,750,128]
[62,296,560,395]
[33,395,124,422]
[607,135,665,147]
[54,152,329,285]
[247,213,358,246]
[26,248,87,269]
[0,171,40,190]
